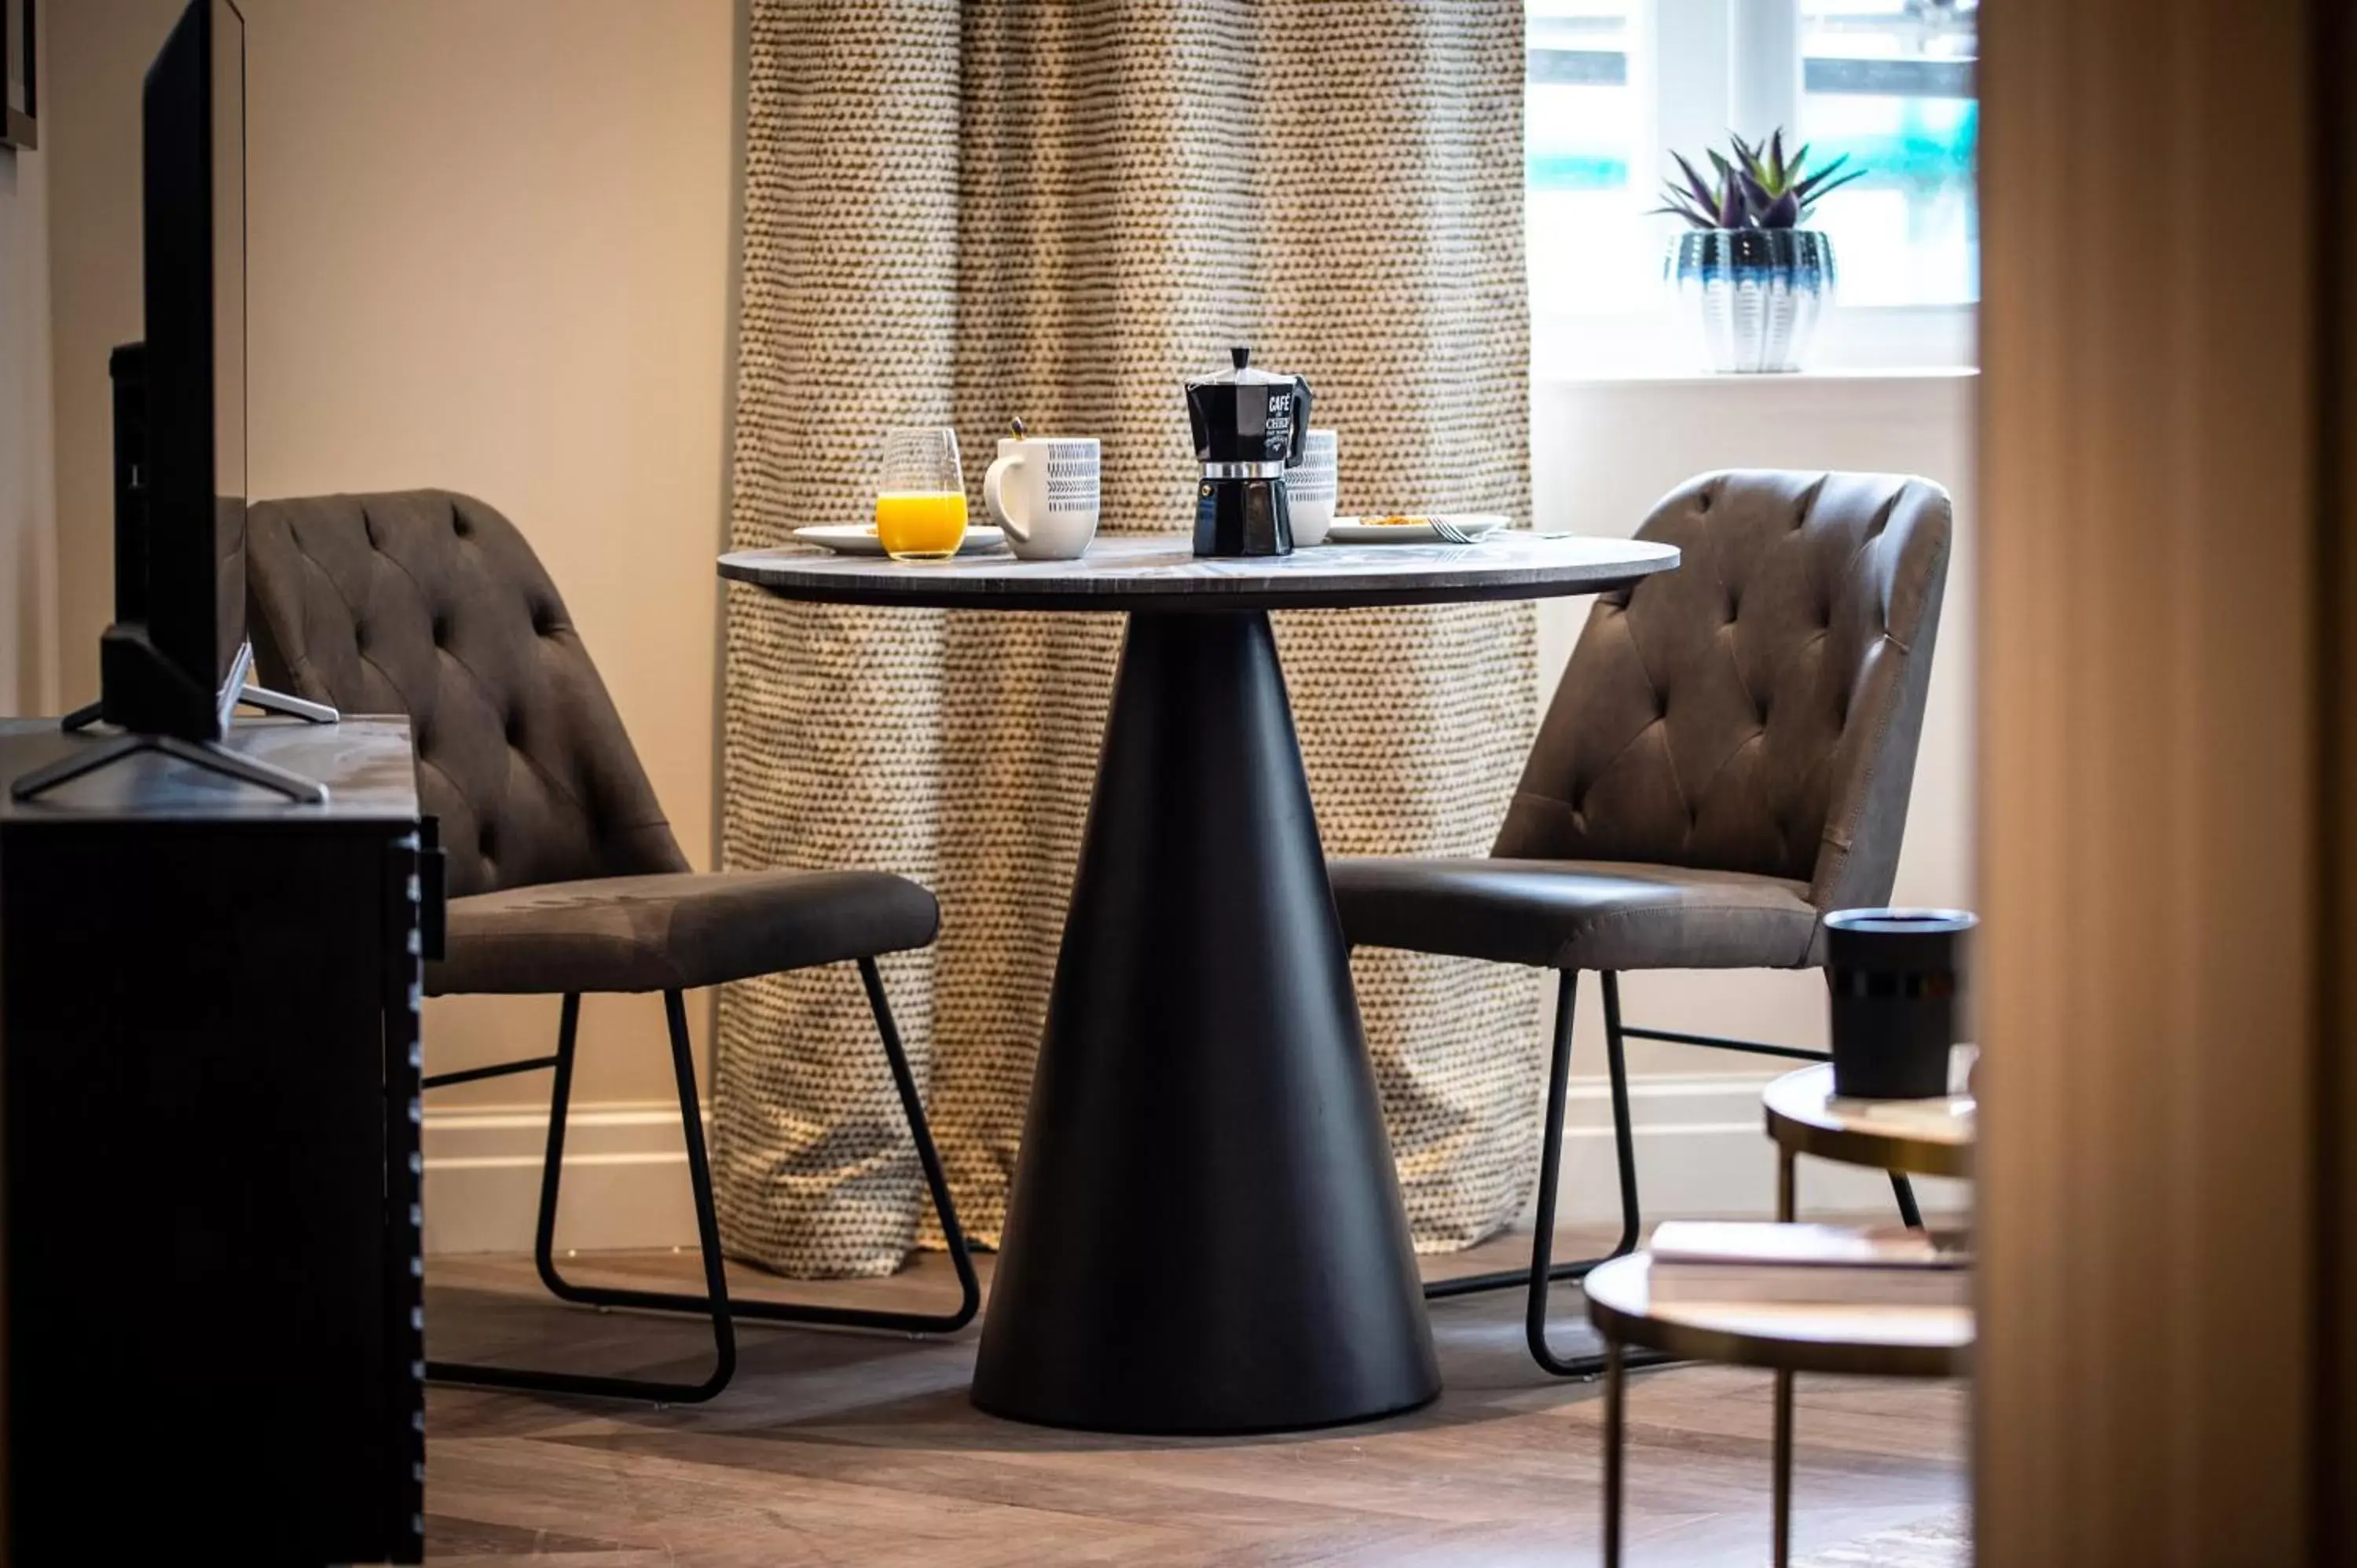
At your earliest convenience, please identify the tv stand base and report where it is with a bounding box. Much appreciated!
[9,731,328,804]
[61,679,340,734]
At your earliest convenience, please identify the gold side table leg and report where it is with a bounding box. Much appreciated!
[1778,1149,1796,1223]
[1773,1367,1794,1566]
[1604,1336,1625,1567]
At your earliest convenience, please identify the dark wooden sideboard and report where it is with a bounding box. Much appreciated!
[0,716,428,1563]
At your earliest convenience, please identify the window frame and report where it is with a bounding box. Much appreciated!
[1527,0,1979,379]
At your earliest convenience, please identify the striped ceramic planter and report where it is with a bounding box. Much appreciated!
[1670,229,1835,374]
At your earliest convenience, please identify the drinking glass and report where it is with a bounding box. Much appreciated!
[875,427,968,562]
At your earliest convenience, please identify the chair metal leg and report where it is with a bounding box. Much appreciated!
[427,962,977,1404]
[429,990,739,1402]
[1890,1171,1924,1229]
[1424,973,1666,1376]
[538,960,981,1335]
[1598,971,1642,1259]
[1409,961,1921,1380]
[1424,969,1645,1306]
[1523,970,1667,1376]
[1424,966,1650,1310]
[1613,1023,1830,1064]
[1420,969,1671,1378]
[846,955,984,1332]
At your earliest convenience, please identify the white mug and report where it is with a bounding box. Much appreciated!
[984,436,1101,560]
[1288,428,1338,546]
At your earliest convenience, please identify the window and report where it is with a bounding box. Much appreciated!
[1800,0,1978,306]
[1527,0,1979,376]
[1527,2,1650,314]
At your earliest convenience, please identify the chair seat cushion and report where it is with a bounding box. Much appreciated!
[1327,856,1820,973]
[427,869,940,995]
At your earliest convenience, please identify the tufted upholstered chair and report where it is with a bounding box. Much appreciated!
[244,489,977,1403]
[1329,470,1952,1375]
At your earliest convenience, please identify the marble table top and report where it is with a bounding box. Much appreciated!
[717,532,1681,612]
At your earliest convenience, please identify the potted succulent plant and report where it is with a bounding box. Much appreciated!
[1655,131,1863,373]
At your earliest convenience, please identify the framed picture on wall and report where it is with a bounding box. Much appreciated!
[2,0,35,152]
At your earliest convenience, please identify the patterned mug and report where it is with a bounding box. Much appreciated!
[984,436,1102,560]
[1287,428,1339,546]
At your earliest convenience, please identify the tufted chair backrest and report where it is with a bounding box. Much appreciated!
[1494,471,1951,914]
[245,489,689,899]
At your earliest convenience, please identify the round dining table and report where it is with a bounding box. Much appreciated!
[718,530,1681,1434]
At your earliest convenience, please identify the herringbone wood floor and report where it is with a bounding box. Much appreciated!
[423,1221,1966,1566]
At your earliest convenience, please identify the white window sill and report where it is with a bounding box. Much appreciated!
[1534,302,1978,386]
[1539,365,1980,390]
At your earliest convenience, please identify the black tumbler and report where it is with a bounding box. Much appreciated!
[1823,908,1976,1099]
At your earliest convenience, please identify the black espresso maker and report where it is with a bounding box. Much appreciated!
[1184,346,1313,557]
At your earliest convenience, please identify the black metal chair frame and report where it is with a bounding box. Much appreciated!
[1420,969,1920,1378]
[424,956,979,1404]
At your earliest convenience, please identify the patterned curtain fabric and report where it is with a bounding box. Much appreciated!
[718,0,1541,1277]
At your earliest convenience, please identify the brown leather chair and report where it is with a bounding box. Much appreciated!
[1330,470,1952,1374]
[244,489,976,1403]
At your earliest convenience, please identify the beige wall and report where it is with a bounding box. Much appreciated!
[0,24,57,716]
[42,0,170,715]
[43,2,739,1149]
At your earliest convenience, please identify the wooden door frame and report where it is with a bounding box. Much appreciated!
[2320,0,2357,1550]
[1976,0,2346,1559]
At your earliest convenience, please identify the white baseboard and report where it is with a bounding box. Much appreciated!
[1548,1072,1969,1222]
[423,1100,708,1256]
[423,1074,1964,1255]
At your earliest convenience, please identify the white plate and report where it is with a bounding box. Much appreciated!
[1325,515,1509,545]
[794,524,1006,557]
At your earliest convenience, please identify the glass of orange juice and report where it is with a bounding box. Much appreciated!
[875,427,968,561]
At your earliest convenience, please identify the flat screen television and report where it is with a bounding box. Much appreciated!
[101,0,248,742]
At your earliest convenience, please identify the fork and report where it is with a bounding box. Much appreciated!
[1427,516,1478,544]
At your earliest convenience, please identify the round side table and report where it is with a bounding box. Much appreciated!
[1583,1253,1970,1566]
[1588,1058,1976,1565]
[1762,1057,1975,1223]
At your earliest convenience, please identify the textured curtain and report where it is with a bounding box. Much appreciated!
[717,0,1542,1277]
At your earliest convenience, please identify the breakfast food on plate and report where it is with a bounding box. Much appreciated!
[1365,514,1429,527]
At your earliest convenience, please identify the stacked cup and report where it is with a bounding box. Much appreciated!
[1288,429,1339,546]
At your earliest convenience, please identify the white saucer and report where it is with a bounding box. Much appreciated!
[1325,515,1509,545]
[794,524,1006,557]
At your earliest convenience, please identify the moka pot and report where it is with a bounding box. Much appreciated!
[1183,346,1313,558]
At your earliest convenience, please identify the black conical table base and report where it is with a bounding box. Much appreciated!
[971,610,1439,1434]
